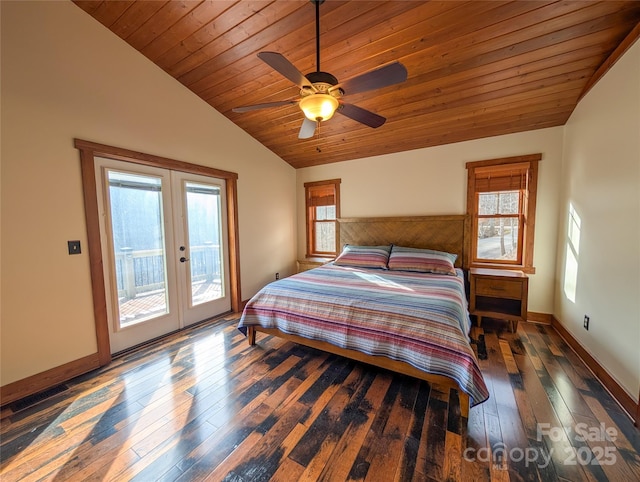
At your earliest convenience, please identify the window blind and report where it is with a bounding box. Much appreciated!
[308,185,335,207]
[473,162,530,193]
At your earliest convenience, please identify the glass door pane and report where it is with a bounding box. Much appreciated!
[185,182,224,306]
[107,170,170,327]
[174,172,230,326]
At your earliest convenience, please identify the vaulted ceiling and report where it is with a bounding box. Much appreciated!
[73,1,640,169]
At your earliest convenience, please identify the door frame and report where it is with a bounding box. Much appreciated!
[75,139,242,366]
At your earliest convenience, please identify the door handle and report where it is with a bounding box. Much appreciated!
[180,257,189,263]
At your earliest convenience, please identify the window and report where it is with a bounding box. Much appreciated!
[466,154,540,272]
[304,179,341,257]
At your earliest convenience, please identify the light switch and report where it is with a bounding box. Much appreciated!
[68,240,81,255]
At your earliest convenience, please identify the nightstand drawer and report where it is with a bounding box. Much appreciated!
[475,278,523,299]
[469,268,528,332]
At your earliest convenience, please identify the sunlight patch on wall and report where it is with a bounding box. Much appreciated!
[563,203,581,303]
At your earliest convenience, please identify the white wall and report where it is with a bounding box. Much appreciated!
[557,41,640,401]
[1,1,296,386]
[297,127,564,314]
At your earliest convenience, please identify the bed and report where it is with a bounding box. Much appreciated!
[238,215,489,416]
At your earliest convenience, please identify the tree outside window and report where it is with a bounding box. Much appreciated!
[477,190,521,262]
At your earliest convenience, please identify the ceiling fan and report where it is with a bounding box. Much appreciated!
[232,0,408,139]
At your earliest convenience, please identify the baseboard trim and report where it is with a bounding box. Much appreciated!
[526,311,552,324]
[550,316,638,426]
[0,353,100,407]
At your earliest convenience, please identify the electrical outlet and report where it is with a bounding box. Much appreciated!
[583,315,589,330]
[275,272,280,280]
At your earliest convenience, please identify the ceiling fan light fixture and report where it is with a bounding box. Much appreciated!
[233,0,406,138]
[299,93,339,122]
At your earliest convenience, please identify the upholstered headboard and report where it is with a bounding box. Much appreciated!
[338,215,469,268]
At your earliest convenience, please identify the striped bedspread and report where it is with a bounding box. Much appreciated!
[238,263,489,406]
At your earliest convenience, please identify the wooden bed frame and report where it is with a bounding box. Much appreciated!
[246,214,472,418]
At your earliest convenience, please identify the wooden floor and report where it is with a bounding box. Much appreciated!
[1,316,638,481]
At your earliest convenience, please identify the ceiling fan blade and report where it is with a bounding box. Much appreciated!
[298,118,317,139]
[331,62,407,96]
[258,52,315,91]
[338,103,386,128]
[232,100,298,113]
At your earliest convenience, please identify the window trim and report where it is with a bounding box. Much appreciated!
[466,154,540,273]
[304,179,341,258]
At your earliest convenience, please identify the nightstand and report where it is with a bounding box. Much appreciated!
[296,257,333,273]
[469,268,529,332]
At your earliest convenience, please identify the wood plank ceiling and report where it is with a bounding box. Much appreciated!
[72,1,640,169]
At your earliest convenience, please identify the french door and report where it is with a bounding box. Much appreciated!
[95,158,230,353]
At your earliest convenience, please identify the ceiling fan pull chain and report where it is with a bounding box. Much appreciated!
[316,120,322,152]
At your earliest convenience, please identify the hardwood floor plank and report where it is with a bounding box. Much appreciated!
[523,326,594,419]
[269,456,306,481]
[128,418,220,482]
[77,348,289,479]
[2,319,638,482]
[395,381,431,482]
[515,329,593,481]
[164,401,276,481]
[178,352,356,476]
[300,369,378,480]
[24,402,175,481]
[581,392,640,453]
[276,351,332,409]
[346,376,406,480]
[464,393,491,481]
[477,332,500,419]
[484,333,537,480]
[364,376,420,480]
[414,385,449,480]
[570,412,640,482]
[281,368,369,479]
[318,372,392,481]
[204,401,308,481]
[443,431,463,480]
[538,326,637,448]
[461,459,492,482]
[446,387,463,436]
[289,362,365,467]
[171,359,328,480]
[297,357,355,426]
[171,357,335,479]
[493,329,550,480]
[484,412,508,476]
[526,435,559,482]
[1,322,244,456]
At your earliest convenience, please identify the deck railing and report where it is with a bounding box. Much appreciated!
[115,243,220,299]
